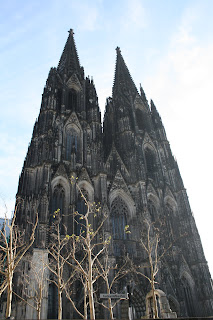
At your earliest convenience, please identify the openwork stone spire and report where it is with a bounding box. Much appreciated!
[113,46,138,98]
[57,28,81,76]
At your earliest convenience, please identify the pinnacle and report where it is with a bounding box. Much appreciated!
[151,100,160,116]
[140,83,147,100]
[151,99,163,127]
[150,99,156,111]
[151,100,160,115]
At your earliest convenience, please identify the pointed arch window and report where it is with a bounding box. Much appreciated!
[52,184,65,215]
[68,89,77,110]
[66,128,78,161]
[111,197,128,240]
[181,279,195,316]
[165,204,174,238]
[57,89,62,112]
[51,184,65,234]
[136,108,150,131]
[165,204,173,216]
[144,147,156,178]
[148,200,157,221]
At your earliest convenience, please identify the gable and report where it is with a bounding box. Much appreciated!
[105,143,129,177]
[66,73,82,92]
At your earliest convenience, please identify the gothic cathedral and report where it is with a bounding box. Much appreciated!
[13,30,213,318]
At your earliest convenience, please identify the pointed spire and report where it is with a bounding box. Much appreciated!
[150,99,158,113]
[140,83,148,103]
[151,99,165,132]
[113,47,138,98]
[57,29,81,77]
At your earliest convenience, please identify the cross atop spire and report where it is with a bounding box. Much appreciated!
[68,28,74,36]
[116,46,121,54]
[113,47,138,98]
[57,28,81,77]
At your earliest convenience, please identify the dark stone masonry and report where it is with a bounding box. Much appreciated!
[7,30,213,318]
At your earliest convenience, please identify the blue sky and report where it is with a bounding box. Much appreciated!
[1,0,213,275]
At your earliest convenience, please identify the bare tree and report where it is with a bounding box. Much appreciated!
[0,231,7,298]
[64,267,88,319]
[138,219,161,318]
[43,177,132,320]
[0,203,38,318]
[96,250,130,320]
[132,218,184,319]
[65,210,107,319]
[47,209,73,320]
[64,178,131,320]
[13,250,48,320]
[63,177,111,320]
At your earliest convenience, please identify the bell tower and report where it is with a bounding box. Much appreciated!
[16,30,103,250]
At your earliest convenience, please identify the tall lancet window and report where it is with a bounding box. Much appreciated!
[136,108,150,131]
[111,197,128,240]
[68,89,77,110]
[144,147,156,178]
[165,204,174,238]
[66,128,78,161]
[181,279,195,316]
[148,200,157,221]
[52,184,65,217]
[52,184,65,234]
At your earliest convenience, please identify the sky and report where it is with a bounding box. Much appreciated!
[0,0,213,276]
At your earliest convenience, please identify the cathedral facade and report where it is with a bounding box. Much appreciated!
[13,30,213,318]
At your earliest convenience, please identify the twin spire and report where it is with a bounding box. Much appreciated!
[57,29,140,99]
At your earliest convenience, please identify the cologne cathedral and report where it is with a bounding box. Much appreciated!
[11,30,213,318]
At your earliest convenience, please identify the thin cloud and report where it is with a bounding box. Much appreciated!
[121,0,147,30]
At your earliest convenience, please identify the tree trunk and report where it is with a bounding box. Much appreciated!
[151,281,158,319]
[106,281,114,320]
[88,286,95,320]
[108,297,114,320]
[6,225,14,319]
[88,274,95,320]
[149,249,158,319]
[84,285,87,319]
[37,284,42,320]
[37,307,41,320]
[88,249,95,320]
[37,298,41,320]
[5,274,13,318]
[58,290,62,320]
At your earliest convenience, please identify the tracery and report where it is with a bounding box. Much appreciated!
[66,127,78,160]
[111,196,128,240]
